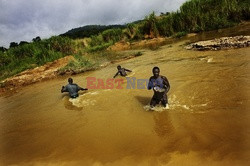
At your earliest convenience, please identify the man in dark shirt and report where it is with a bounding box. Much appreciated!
[61,78,88,98]
[113,65,132,78]
[148,67,170,108]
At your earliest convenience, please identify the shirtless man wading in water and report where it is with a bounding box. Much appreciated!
[147,67,170,109]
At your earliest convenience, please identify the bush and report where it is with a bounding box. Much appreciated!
[102,28,122,42]
[173,31,187,38]
[89,35,104,47]
[134,52,143,57]
[59,53,94,74]
[86,42,113,52]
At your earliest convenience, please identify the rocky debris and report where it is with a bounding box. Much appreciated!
[185,36,250,51]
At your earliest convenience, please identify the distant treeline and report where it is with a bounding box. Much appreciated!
[60,25,126,39]
[0,0,249,80]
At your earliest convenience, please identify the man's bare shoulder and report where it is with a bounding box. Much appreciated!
[160,75,167,79]
[149,76,155,80]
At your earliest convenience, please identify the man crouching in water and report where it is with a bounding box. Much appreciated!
[148,67,170,109]
[61,78,88,98]
[113,65,132,78]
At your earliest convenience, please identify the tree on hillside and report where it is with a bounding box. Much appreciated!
[142,12,159,38]
[19,41,29,46]
[102,28,122,42]
[0,47,7,52]
[32,36,41,42]
[9,42,18,48]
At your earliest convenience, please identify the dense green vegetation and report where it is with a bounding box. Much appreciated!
[0,0,249,81]
[79,0,250,48]
[155,0,250,36]
[86,28,123,52]
[128,0,250,39]
[0,36,74,80]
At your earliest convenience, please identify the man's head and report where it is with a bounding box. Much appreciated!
[117,65,121,70]
[68,78,73,84]
[152,67,160,77]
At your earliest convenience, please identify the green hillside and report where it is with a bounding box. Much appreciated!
[60,25,126,39]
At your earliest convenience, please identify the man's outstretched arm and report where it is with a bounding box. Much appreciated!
[77,85,88,91]
[61,86,68,93]
[113,71,119,78]
[125,68,132,72]
[147,78,153,90]
[162,76,170,92]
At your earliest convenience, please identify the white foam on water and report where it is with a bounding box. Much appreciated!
[128,72,135,77]
[168,95,211,113]
[168,95,191,110]
[193,103,208,107]
[207,58,214,63]
[83,91,99,96]
[200,57,207,61]
[69,97,96,107]
[143,105,169,112]
[103,89,112,92]
[182,105,190,110]
[68,90,114,108]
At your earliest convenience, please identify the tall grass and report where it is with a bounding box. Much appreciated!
[0,36,74,80]
[157,0,250,36]
[126,0,250,39]
[86,28,123,52]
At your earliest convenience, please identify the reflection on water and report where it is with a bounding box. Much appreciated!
[153,112,174,138]
[0,23,250,165]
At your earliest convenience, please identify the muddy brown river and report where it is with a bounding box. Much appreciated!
[0,24,250,165]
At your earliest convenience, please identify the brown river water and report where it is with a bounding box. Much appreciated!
[0,24,250,165]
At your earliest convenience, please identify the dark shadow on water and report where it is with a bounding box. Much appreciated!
[60,91,88,99]
[61,93,69,98]
[135,96,151,105]
[62,96,83,111]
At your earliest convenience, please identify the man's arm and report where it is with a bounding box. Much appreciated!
[147,77,153,90]
[162,76,170,93]
[113,71,119,78]
[61,86,68,93]
[76,85,88,91]
[125,68,132,72]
